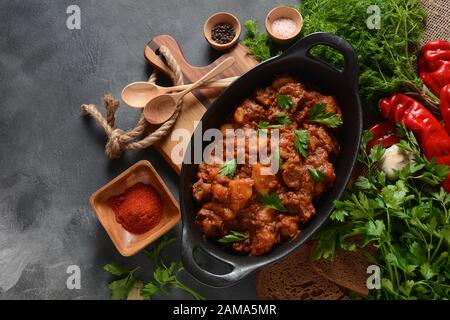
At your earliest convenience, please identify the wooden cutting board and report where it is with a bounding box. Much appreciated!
[144,35,258,173]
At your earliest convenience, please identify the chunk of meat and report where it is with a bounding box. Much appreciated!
[303,91,342,120]
[307,124,339,154]
[197,163,220,183]
[281,156,310,190]
[234,99,265,124]
[229,178,254,213]
[277,215,300,240]
[251,225,279,256]
[232,237,252,254]
[196,208,225,237]
[252,163,277,195]
[278,82,306,112]
[306,147,335,180]
[212,183,230,204]
[204,202,236,221]
[255,87,276,107]
[278,127,297,160]
[254,206,276,225]
[192,179,212,202]
[279,191,315,221]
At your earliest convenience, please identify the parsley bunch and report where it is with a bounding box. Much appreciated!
[314,127,450,300]
[103,233,205,300]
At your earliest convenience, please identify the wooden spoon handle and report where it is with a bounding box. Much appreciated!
[166,76,238,92]
[176,57,235,99]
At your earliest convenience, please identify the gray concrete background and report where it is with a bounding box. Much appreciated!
[0,0,290,299]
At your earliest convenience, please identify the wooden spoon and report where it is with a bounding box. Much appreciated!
[143,57,235,125]
[122,77,238,109]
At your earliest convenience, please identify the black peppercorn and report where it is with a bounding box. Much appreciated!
[211,23,236,45]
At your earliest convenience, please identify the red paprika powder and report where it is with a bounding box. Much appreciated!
[107,183,162,234]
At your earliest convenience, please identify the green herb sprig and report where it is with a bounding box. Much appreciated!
[259,193,288,212]
[220,159,237,177]
[309,168,326,182]
[241,20,272,61]
[218,231,248,243]
[314,126,450,300]
[104,233,205,300]
[257,121,283,129]
[277,94,295,110]
[307,103,343,128]
[275,113,292,125]
[294,129,310,158]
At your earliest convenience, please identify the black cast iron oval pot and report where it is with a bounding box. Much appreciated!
[180,32,363,287]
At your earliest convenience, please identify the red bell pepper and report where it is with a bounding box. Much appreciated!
[440,84,450,135]
[380,93,450,191]
[367,121,398,151]
[419,40,450,97]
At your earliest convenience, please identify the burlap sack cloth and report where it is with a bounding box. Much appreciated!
[256,1,450,300]
[422,0,450,43]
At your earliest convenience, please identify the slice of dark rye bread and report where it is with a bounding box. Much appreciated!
[256,242,349,300]
[309,242,372,297]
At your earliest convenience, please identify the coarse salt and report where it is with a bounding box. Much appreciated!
[271,18,297,39]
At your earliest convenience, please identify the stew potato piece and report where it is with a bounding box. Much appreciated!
[229,178,254,213]
[252,163,277,195]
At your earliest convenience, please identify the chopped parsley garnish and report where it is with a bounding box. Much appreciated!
[277,94,295,110]
[275,113,292,125]
[307,103,343,128]
[257,121,283,129]
[218,231,248,243]
[259,193,288,212]
[219,159,237,177]
[294,129,310,158]
[309,168,326,182]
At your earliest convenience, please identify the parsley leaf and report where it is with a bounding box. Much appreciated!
[107,268,139,300]
[257,121,283,129]
[275,113,292,125]
[103,263,129,276]
[259,193,288,212]
[219,159,237,177]
[218,231,248,243]
[307,103,343,128]
[141,262,205,300]
[309,168,326,182]
[143,232,176,266]
[277,94,295,110]
[294,129,310,158]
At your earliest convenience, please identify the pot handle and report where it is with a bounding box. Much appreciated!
[181,229,260,287]
[283,32,359,85]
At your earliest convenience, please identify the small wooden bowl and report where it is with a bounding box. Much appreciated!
[90,160,180,256]
[204,12,241,51]
[265,6,303,44]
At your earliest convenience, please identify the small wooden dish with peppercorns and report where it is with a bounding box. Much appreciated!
[204,12,241,51]
[89,160,180,256]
